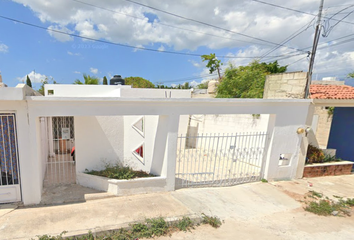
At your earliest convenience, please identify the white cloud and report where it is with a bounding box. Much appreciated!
[158,45,165,52]
[17,71,47,83]
[90,67,98,74]
[47,25,73,42]
[74,71,81,74]
[0,43,8,53]
[67,51,80,56]
[10,0,354,78]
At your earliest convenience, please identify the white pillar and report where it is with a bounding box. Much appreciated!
[159,114,180,191]
[47,117,55,157]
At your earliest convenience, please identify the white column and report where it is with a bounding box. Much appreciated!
[263,104,313,181]
[159,114,180,191]
[47,117,55,157]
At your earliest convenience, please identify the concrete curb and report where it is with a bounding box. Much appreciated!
[57,214,203,239]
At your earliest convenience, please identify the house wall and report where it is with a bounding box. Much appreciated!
[313,106,333,149]
[44,84,131,97]
[327,107,354,162]
[263,72,307,99]
[120,88,191,98]
[75,116,125,173]
[189,114,269,134]
[26,97,314,199]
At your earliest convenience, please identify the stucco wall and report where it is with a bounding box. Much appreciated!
[263,72,307,99]
[313,106,333,149]
[75,116,125,173]
[20,97,314,205]
[189,114,269,134]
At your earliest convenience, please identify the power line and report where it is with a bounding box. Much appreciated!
[251,0,354,26]
[72,0,274,48]
[0,15,299,59]
[260,16,316,60]
[121,0,307,53]
[160,73,219,83]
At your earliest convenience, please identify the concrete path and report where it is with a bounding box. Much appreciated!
[1,175,354,240]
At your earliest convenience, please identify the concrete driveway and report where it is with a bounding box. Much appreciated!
[1,175,354,240]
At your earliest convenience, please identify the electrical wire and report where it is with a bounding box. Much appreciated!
[251,0,354,26]
[0,15,306,59]
[260,16,316,60]
[0,15,300,59]
[121,0,307,53]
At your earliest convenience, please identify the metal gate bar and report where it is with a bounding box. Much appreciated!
[44,117,75,186]
[0,114,20,187]
[176,132,268,188]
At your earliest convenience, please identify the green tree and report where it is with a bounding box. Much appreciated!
[197,81,209,89]
[201,53,223,80]
[348,72,354,78]
[103,76,108,85]
[38,77,57,95]
[26,75,32,88]
[125,76,155,88]
[74,73,99,85]
[216,60,287,98]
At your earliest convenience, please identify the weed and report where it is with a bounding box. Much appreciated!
[175,216,194,232]
[261,178,268,183]
[333,195,342,199]
[201,213,222,228]
[35,214,223,239]
[146,217,169,237]
[85,163,155,180]
[345,198,354,206]
[309,190,323,198]
[305,200,333,216]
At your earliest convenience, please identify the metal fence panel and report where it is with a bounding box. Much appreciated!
[176,132,268,188]
[44,116,76,186]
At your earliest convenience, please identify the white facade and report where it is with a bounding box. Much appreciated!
[0,83,315,205]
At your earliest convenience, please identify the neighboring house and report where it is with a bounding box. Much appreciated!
[309,84,354,163]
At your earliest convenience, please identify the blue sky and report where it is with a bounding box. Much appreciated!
[1,0,354,90]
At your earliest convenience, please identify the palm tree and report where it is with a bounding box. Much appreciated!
[74,73,99,85]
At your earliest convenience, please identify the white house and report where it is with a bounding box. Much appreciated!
[0,81,314,205]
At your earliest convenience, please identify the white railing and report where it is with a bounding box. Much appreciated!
[176,132,268,188]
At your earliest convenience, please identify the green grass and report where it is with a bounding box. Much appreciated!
[85,163,155,180]
[261,178,268,183]
[34,215,222,240]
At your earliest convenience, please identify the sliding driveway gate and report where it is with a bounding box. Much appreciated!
[176,132,269,188]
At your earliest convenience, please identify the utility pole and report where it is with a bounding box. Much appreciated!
[304,0,324,98]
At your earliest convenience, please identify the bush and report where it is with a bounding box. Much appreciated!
[85,163,155,180]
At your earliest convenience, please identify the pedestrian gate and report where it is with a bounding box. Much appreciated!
[0,113,21,203]
[44,117,76,186]
[176,132,269,188]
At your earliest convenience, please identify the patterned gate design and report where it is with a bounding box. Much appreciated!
[44,117,76,186]
[0,113,21,203]
[176,132,269,188]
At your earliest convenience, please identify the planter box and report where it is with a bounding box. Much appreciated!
[303,161,354,178]
[76,172,167,196]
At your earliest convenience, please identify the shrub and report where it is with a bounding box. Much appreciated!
[85,163,155,180]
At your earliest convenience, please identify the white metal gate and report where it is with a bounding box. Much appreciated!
[176,132,269,188]
[0,113,21,203]
[44,117,76,186]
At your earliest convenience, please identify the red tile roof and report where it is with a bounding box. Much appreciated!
[310,84,354,99]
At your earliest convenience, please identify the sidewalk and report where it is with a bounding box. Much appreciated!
[1,175,354,240]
